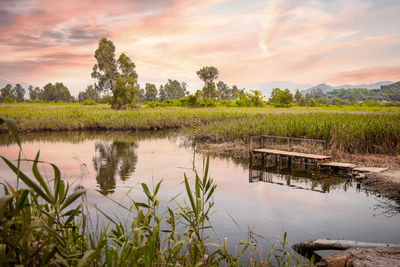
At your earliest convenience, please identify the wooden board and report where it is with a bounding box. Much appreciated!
[353,167,388,173]
[252,148,332,160]
[319,161,357,168]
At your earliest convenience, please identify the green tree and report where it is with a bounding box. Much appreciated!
[164,79,188,99]
[307,97,316,107]
[294,89,303,103]
[91,38,139,109]
[28,86,42,100]
[232,85,246,101]
[41,82,72,102]
[159,85,167,102]
[269,88,293,106]
[13,84,25,102]
[197,66,219,99]
[0,84,14,101]
[216,81,232,100]
[78,85,100,102]
[349,93,356,104]
[144,83,158,102]
[202,82,218,100]
[247,90,265,106]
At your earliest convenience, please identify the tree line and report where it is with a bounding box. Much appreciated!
[2,37,398,107]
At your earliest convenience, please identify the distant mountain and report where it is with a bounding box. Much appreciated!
[301,81,394,95]
[0,78,36,89]
[380,81,400,101]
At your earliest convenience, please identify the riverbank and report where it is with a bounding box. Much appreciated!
[2,103,400,155]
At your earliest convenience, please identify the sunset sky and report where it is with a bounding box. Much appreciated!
[0,0,399,95]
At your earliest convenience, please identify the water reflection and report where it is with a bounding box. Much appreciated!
[93,141,138,195]
[249,163,356,193]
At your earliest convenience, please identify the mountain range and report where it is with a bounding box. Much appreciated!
[300,81,394,95]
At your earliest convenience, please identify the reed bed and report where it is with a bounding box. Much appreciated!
[1,103,399,154]
[195,112,400,154]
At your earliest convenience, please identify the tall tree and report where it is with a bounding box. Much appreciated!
[144,83,158,102]
[28,86,42,100]
[216,81,232,100]
[78,85,100,102]
[13,84,25,102]
[41,82,72,102]
[269,88,293,106]
[164,79,188,99]
[159,85,167,102]
[197,66,219,99]
[0,84,14,101]
[294,89,303,103]
[91,38,139,109]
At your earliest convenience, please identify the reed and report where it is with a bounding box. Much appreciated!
[2,103,399,154]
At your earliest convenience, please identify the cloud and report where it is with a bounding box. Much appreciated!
[0,0,399,94]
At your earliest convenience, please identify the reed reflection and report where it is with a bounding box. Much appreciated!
[93,141,138,195]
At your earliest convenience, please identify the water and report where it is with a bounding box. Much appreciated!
[1,130,399,257]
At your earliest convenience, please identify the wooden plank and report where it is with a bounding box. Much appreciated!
[319,161,357,168]
[252,148,331,160]
[353,167,388,173]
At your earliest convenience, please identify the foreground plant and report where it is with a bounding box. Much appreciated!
[0,117,316,266]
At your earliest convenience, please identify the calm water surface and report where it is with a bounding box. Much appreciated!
[1,131,399,254]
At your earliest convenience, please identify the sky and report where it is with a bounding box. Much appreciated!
[0,0,399,95]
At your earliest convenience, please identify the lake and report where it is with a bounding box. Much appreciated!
[1,130,399,257]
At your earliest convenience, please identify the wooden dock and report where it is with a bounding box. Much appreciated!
[250,135,331,167]
[249,135,388,174]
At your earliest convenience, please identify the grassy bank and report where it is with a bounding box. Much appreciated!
[2,103,400,154]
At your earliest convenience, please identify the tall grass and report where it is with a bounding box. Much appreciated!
[1,103,399,154]
[195,112,400,154]
[0,118,317,266]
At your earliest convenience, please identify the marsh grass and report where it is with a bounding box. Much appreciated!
[0,117,319,266]
[1,103,399,154]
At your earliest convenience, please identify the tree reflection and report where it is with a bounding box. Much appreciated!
[93,141,138,195]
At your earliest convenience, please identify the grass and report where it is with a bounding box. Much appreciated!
[1,103,400,154]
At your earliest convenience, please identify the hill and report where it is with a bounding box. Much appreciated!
[301,81,393,95]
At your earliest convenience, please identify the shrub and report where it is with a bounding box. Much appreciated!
[82,99,98,105]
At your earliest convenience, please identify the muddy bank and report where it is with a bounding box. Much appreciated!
[362,170,400,211]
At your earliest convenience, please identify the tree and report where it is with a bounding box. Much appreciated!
[112,53,139,109]
[197,66,219,99]
[232,85,246,101]
[159,85,167,102]
[349,93,356,104]
[78,85,100,102]
[269,88,293,106]
[91,38,139,109]
[247,90,265,106]
[13,84,25,102]
[164,80,188,99]
[294,89,303,103]
[0,84,14,101]
[307,97,316,107]
[216,81,232,100]
[41,82,72,102]
[144,83,158,102]
[202,82,218,99]
[28,86,42,100]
